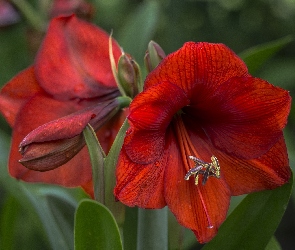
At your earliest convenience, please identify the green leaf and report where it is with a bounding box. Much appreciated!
[83,124,106,203]
[0,130,82,250]
[239,35,293,74]
[74,199,123,250]
[20,183,79,250]
[104,119,129,226]
[265,237,282,250]
[117,0,160,62]
[137,207,168,250]
[202,174,293,250]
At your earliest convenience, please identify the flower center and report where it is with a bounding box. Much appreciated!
[174,114,221,185]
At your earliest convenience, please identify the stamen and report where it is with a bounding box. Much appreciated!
[185,155,221,185]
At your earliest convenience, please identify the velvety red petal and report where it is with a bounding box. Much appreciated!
[187,77,291,159]
[144,42,249,97]
[164,130,231,244]
[124,81,189,164]
[9,93,91,185]
[185,120,291,195]
[35,15,122,100]
[0,67,42,126]
[217,135,291,195]
[114,146,166,208]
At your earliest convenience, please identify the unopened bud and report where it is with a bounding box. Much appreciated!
[117,53,141,98]
[144,41,166,72]
[19,135,85,171]
[18,99,120,171]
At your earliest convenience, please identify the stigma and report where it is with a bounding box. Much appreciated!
[184,155,220,185]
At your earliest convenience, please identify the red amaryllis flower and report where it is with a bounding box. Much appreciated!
[0,15,123,189]
[114,42,291,243]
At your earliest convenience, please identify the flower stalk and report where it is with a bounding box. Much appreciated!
[10,0,46,32]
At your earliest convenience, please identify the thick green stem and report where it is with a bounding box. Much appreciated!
[137,207,168,250]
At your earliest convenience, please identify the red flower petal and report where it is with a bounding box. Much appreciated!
[185,121,290,194]
[114,146,166,208]
[218,135,291,195]
[186,76,291,159]
[124,81,189,164]
[0,67,42,126]
[35,15,122,100]
[144,42,249,96]
[163,130,231,244]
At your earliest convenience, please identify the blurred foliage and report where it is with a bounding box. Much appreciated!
[0,0,295,249]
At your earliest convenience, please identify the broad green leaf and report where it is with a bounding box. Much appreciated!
[74,199,123,250]
[117,1,160,62]
[83,124,106,203]
[203,174,293,250]
[239,35,293,74]
[104,119,129,226]
[0,130,77,249]
[137,207,168,250]
[265,237,282,250]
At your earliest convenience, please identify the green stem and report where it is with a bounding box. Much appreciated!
[11,0,46,32]
[83,124,106,204]
[104,119,129,236]
[137,207,168,250]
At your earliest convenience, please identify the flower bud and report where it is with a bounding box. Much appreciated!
[19,135,85,171]
[117,53,141,98]
[18,99,120,171]
[144,40,166,72]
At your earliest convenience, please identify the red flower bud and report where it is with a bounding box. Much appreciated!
[18,99,120,171]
